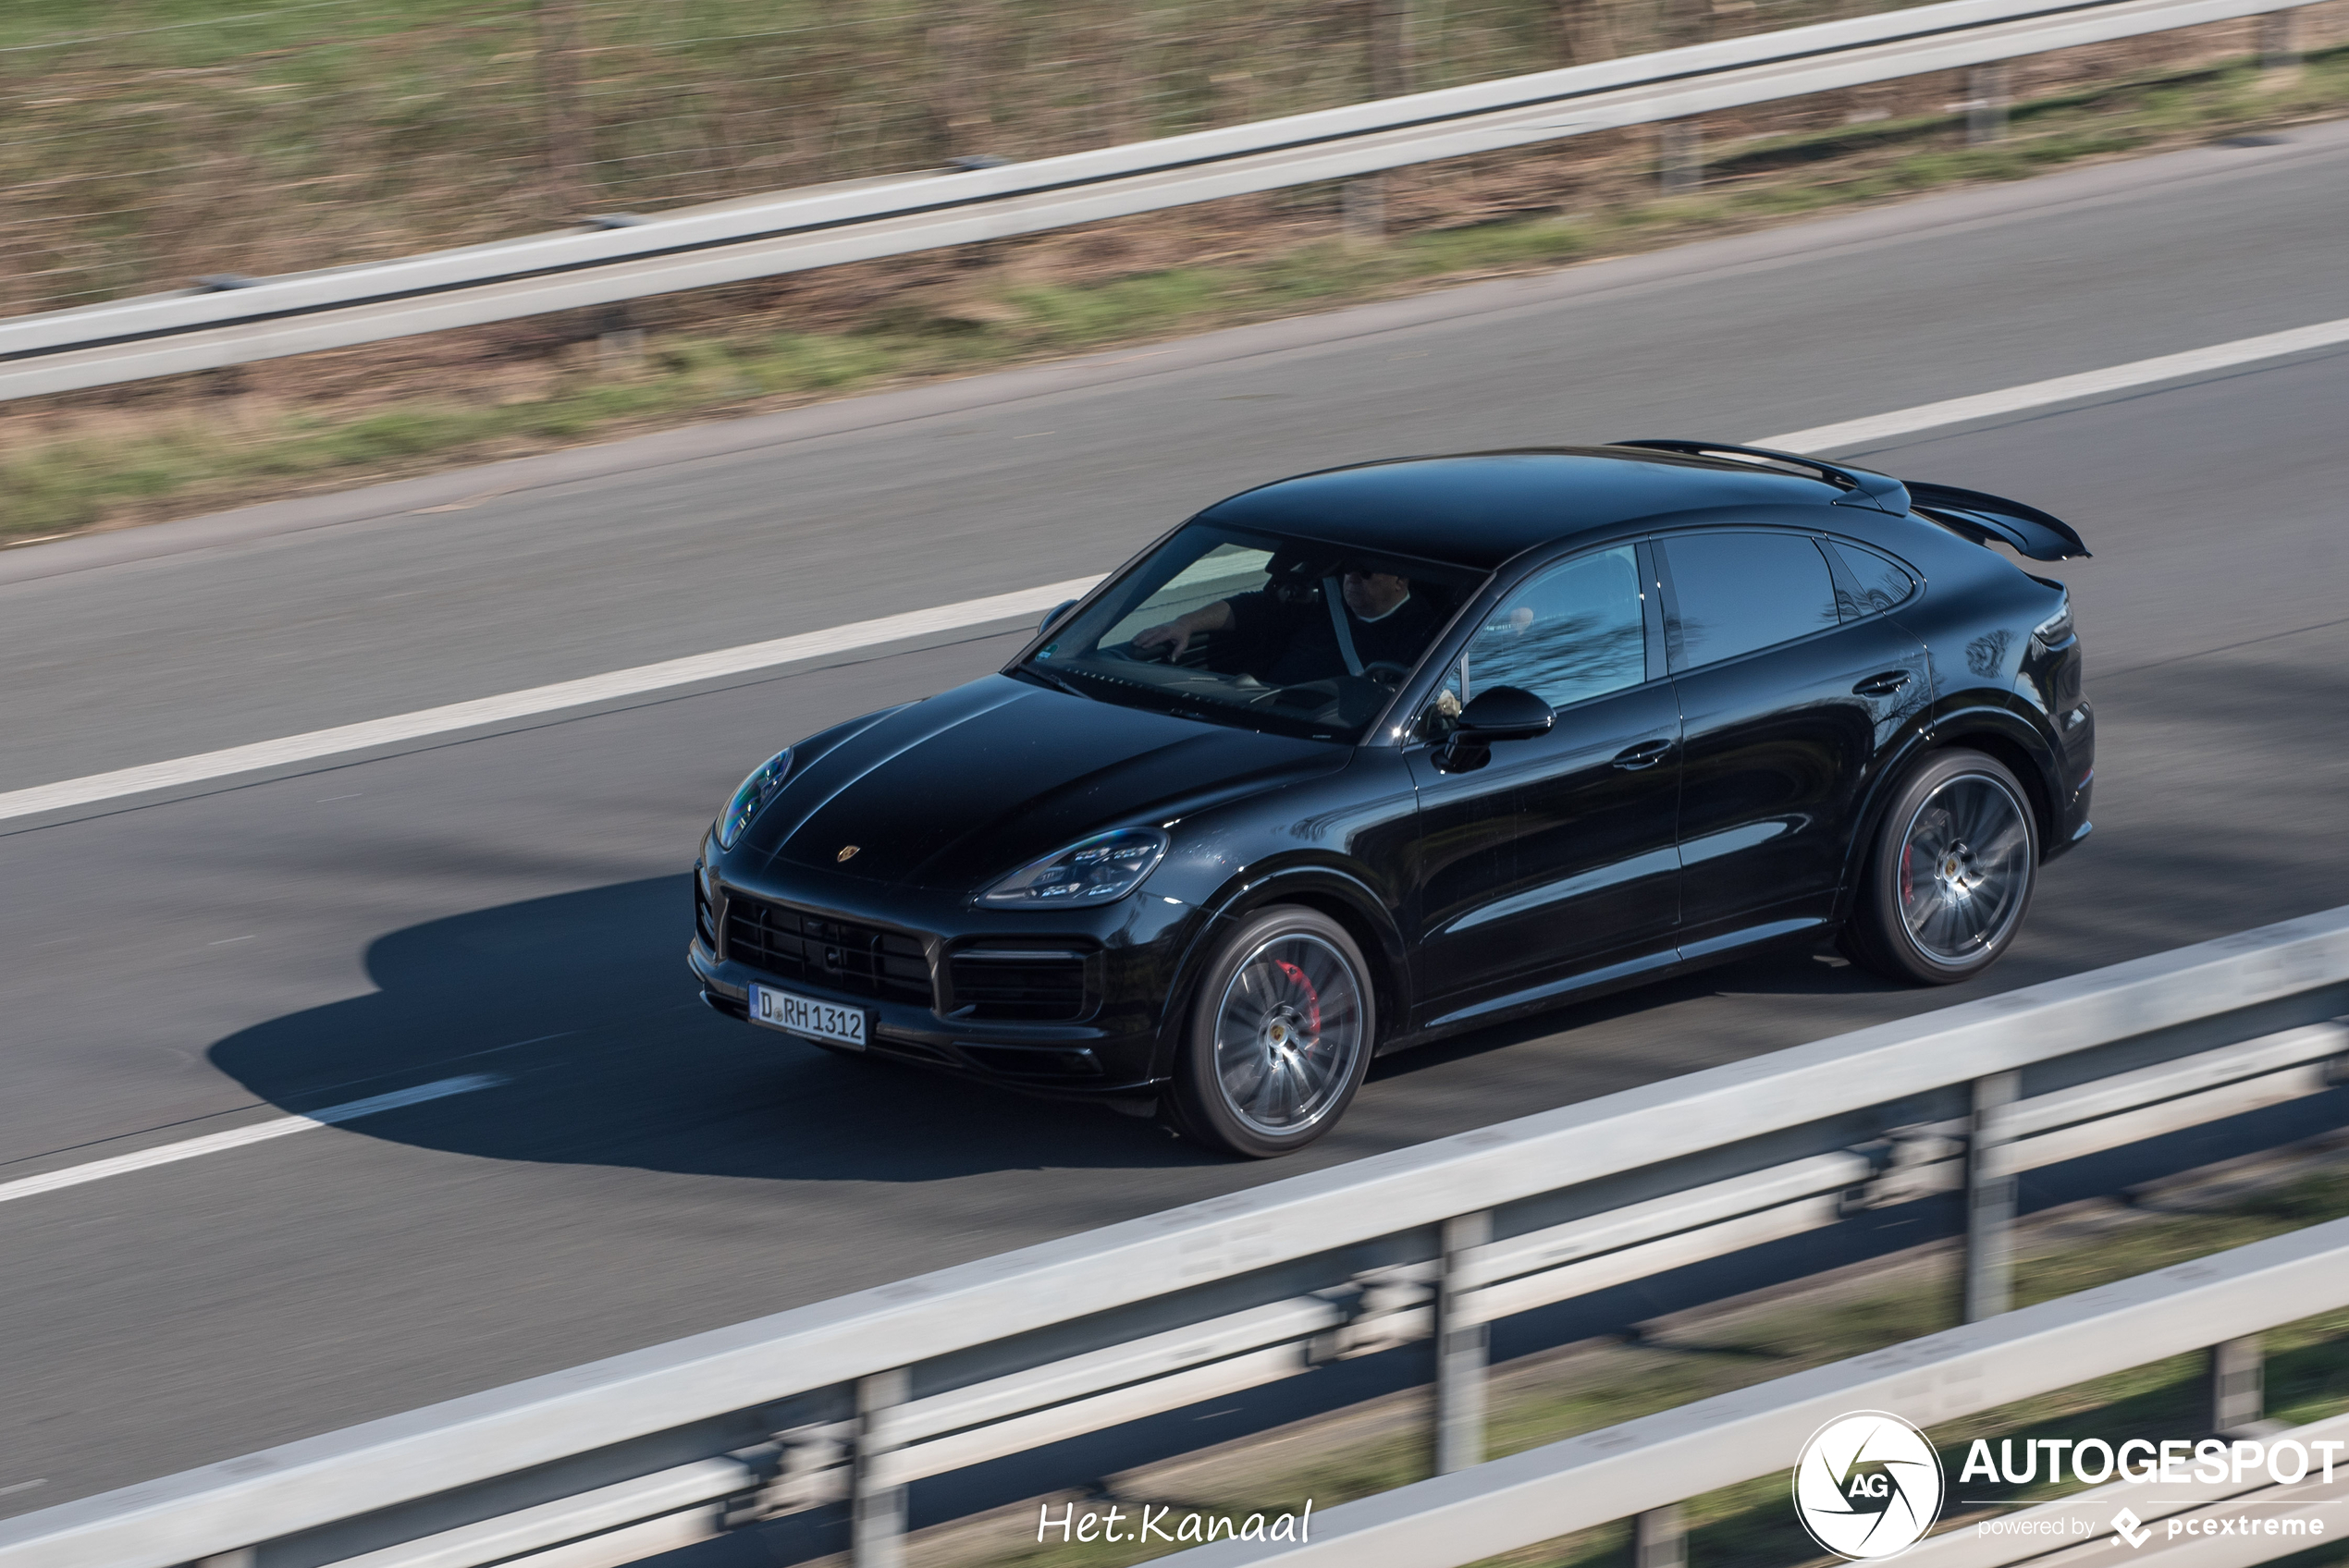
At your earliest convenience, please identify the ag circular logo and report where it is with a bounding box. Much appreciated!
[1791,1411,1945,1560]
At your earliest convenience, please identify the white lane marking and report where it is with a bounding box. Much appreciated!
[0,1073,503,1207]
[6,315,2345,827]
[0,576,1099,825]
[1760,314,2349,451]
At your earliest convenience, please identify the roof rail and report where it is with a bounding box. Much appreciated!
[1608,438,1910,515]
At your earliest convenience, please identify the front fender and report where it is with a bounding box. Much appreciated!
[1148,861,1411,1081]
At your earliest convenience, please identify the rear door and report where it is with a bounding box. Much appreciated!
[1658,527,1931,949]
[1406,542,1681,1015]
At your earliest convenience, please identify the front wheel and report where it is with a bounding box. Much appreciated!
[1841,749,2040,985]
[1167,907,1374,1158]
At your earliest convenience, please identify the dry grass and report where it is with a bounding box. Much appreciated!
[3,10,2346,545]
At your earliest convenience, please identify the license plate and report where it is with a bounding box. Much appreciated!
[748,985,868,1049]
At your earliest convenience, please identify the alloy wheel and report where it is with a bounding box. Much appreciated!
[1896,772,2033,965]
[1210,933,1366,1137]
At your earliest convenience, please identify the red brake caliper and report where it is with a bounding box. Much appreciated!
[1274,960,1322,1040]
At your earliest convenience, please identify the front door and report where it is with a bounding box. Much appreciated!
[1658,528,1932,947]
[1408,542,1682,1016]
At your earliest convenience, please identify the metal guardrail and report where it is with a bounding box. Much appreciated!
[1,906,2343,1568]
[0,0,2317,402]
[1170,1219,2349,1566]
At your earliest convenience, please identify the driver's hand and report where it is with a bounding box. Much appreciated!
[1132,621,1190,659]
[1433,689,1463,717]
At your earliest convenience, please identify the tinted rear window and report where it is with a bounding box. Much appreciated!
[1661,532,1840,669]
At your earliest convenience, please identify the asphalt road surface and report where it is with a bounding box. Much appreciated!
[2,124,2346,1520]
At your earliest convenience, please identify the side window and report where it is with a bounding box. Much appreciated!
[1660,532,1840,670]
[1825,539,1920,619]
[1452,545,1648,711]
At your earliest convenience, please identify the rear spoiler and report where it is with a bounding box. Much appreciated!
[1609,441,2089,561]
[1904,481,2090,561]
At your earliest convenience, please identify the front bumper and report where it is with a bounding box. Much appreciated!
[688,857,1202,1098]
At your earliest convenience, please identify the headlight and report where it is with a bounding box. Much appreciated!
[2032,594,2074,648]
[714,747,793,850]
[979,827,1168,907]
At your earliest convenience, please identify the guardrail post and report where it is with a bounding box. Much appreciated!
[1658,122,1703,195]
[1345,0,1415,239]
[1436,1209,1492,1474]
[2260,7,2301,74]
[1966,63,2010,142]
[1963,1070,2021,1322]
[2210,1334,2266,1433]
[597,302,645,370]
[853,1367,910,1568]
[1633,1503,1687,1568]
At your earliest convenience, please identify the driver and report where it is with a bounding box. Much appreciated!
[1132,567,1438,687]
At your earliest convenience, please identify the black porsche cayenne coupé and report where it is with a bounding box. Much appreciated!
[691,441,2092,1157]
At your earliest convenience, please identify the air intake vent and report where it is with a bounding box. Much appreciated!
[723,894,930,1007]
[948,948,1090,1022]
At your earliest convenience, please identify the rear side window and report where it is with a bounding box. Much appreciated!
[1660,532,1840,670]
[1825,539,1920,619]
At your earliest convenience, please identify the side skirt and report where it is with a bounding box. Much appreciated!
[1386,916,1830,1050]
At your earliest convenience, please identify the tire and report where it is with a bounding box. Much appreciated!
[1841,748,2040,986]
[1166,906,1375,1158]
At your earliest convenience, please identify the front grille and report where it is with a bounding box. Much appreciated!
[722,893,931,1007]
[693,882,716,948]
[947,949,1090,1022]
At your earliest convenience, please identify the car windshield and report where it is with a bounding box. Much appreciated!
[1017,522,1481,742]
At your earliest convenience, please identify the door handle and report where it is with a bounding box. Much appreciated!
[1852,670,1912,697]
[1611,739,1673,770]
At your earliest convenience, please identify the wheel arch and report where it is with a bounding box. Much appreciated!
[1831,707,2059,927]
[1927,709,2060,860]
[1150,865,1409,1080]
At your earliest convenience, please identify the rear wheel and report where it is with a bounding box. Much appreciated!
[1841,749,2039,985]
[1167,907,1373,1158]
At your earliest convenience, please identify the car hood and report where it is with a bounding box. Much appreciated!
[736,675,1344,891]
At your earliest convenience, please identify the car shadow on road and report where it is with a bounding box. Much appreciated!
[205,875,1224,1183]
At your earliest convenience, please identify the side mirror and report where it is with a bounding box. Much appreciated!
[1456,685,1555,740]
[1038,599,1077,634]
[1437,685,1554,772]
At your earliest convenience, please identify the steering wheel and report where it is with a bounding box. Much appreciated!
[1361,660,1411,686]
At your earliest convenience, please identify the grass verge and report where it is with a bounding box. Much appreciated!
[6,45,2346,545]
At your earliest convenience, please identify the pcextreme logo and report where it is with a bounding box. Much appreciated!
[1792,1412,1947,1560]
